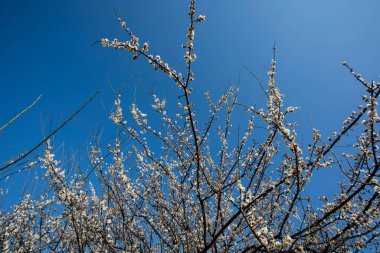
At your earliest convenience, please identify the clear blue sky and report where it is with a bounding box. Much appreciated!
[1,0,379,206]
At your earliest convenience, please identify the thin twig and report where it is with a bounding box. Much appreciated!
[0,91,100,174]
[0,95,42,132]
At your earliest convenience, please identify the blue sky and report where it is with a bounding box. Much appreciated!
[1,0,379,206]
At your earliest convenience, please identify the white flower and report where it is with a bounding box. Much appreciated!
[375,185,380,194]
[283,234,293,247]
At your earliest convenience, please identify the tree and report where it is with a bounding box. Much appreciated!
[1,0,379,252]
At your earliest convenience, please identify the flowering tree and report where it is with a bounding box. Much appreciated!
[1,0,379,252]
